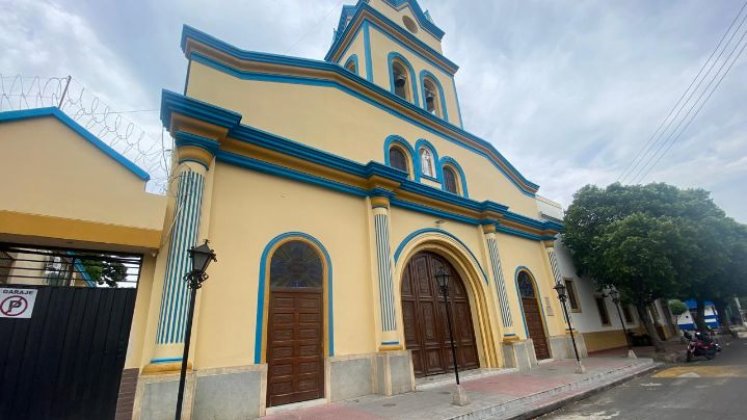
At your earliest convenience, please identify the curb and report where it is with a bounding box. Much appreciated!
[446,360,661,420]
[508,362,661,419]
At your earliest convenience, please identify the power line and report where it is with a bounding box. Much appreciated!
[632,28,747,184]
[282,0,344,55]
[618,1,747,184]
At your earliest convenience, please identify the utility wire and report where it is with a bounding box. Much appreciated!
[282,0,344,54]
[618,1,747,184]
[632,28,747,184]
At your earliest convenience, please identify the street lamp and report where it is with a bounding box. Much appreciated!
[435,267,469,406]
[552,281,585,374]
[607,288,636,359]
[175,240,217,420]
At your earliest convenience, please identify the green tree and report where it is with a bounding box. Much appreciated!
[82,259,127,287]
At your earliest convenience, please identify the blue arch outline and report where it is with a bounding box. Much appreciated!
[514,266,548,339]
[383,134,415,178]
[419,70,449,122]
[439,156,468,198]
[393,228,488,284]
[413,138,441,181]
[343,54,359,75]
[254,232,334,364]
[387,52,420,107]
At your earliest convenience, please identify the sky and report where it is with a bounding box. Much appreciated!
[1,0,745,222]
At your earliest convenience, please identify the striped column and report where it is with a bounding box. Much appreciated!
[483,225,513,331]
[547,246,563,285]
[371,196,398,348]
[155,168,206,348]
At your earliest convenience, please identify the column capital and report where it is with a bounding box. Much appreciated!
[481,223,497,234]
[543,240,556,249]
[370,195,391,210]
[175,131,220,169]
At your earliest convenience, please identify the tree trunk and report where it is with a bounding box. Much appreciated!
[694,300,708,331]
[636,303,665,353]
[714,298,731,334]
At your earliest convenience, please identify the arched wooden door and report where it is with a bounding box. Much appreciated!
[266,241,324,407]
[518,271,550,359]
[401,251,479,377]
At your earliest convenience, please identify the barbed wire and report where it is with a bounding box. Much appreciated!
[0,74,171,194]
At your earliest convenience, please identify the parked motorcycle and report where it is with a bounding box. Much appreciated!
[684,330,718,362]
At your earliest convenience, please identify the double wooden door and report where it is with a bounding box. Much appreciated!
[401,252,479,377]
[517,271,550,359]
[266,289,324,407]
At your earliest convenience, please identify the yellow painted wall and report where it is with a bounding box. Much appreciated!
[125,254,156,368]
[340,30,367,80]
[368,0,443,53]
[186,62,538,218]
[190,163,376,369]
[368,26,459,127]
[0,117,165,233]
[583,330,628,353]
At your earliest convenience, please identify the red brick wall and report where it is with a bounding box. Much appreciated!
[114,368,139,420]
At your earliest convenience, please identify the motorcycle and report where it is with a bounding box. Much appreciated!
[684,330,718,362]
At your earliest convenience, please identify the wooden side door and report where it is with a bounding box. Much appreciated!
[401,252,479,377]
[522,296,550,359]
[266,289,323,407]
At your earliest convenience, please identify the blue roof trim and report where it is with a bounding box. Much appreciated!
[0,107,150,181]
[327,3,457,74]
[161,92,559,237]
[184,45,539,195]
[161,89,242,130]
[379,0,444,39]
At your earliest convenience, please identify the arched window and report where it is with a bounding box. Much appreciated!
[392,61,409,100]
[420,148,434,177]
[270,241,322,289]
[443,166,459,194]
[344,56,357,74]
[518,271,535,298]
[389,146,409,173]
[423,78,441,117]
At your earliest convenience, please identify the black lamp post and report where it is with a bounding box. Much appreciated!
[435,267,469,406]
[175,240,217,420]
[553,281,585,373]
[608,288,636,358]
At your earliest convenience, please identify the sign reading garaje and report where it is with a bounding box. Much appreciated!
[0,288,38,318]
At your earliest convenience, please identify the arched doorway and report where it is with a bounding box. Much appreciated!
[517,270,550,359]
[265,240,324,406]
[401,251,479,377]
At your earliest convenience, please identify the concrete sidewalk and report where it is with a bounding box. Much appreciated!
[263,356,659,420]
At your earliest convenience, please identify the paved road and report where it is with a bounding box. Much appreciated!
[543,337,747,420]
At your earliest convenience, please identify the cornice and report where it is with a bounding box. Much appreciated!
[160,91,559,241]
[178,26,539,195]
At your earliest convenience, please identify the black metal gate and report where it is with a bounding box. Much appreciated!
[0,244,141,420]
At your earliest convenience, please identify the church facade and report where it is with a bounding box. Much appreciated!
[138,1,584,418]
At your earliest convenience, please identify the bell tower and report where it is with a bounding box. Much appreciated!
[325,0,463,127]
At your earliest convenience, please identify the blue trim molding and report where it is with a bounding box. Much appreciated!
[393,228,488,283]
[387,52,420,106]
[363,22,374,82]
[0,107,150,181]
[255,232,334,364]
[380,0,445,39]
[162,92,560,241]
[439,156,468,197]
[419,70,449,122]
[180,28,539,194]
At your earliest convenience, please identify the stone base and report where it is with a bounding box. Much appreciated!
[452,384,470,406]
[192,365,266,420]
[328,354,375,401]
[375,350,416,396]
[548,333,588,360]
[135,372,191,420]
[502,339,537,371]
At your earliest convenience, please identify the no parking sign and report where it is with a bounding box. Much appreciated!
[0,288,37,318]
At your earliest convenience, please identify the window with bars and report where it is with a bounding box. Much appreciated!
[388,146,409,174]
[443,166,458,194]
[564,279,581,312]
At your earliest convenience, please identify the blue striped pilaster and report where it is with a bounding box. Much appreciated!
[373,209,396,332]
[155,169,206,345]
[548,248,562,285]
[486,234,513,328]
